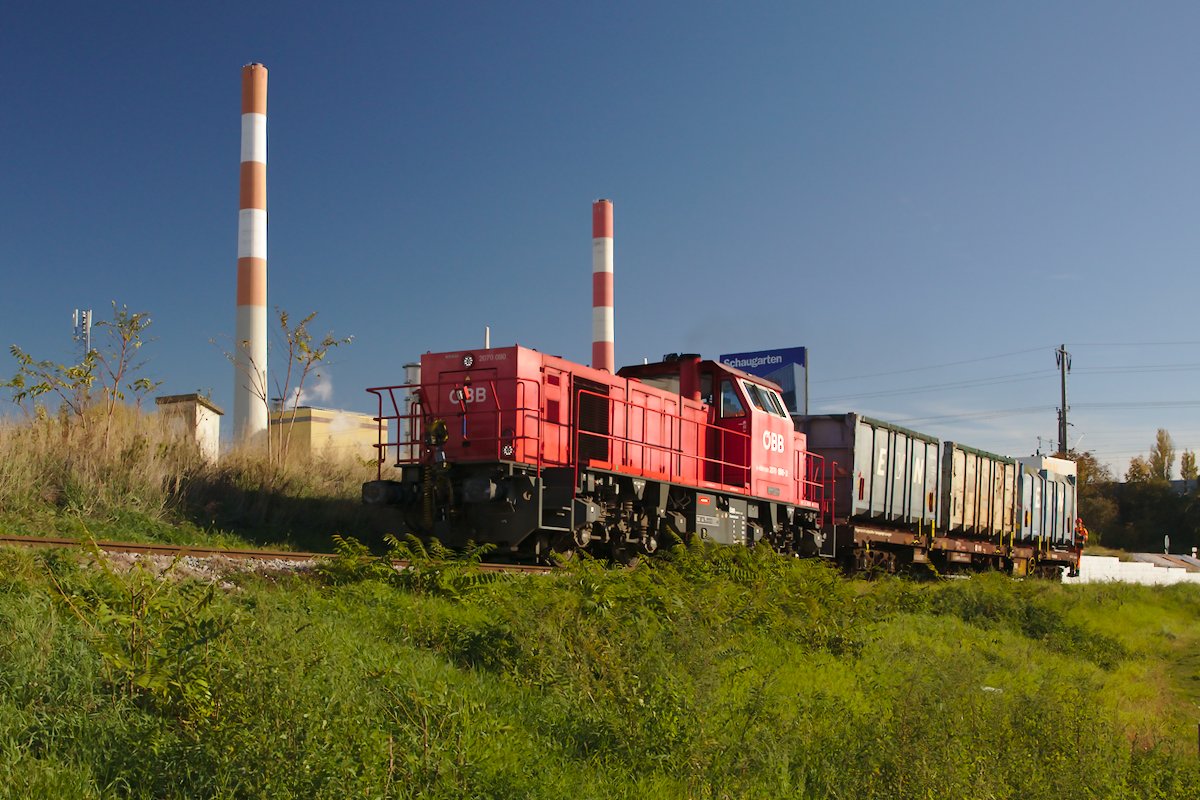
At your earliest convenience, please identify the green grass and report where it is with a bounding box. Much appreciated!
[0,542,1198,799]
[3,410,1199,796]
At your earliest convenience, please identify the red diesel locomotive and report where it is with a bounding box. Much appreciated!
[362,346,828,562]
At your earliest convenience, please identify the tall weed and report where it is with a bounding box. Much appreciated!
[0,408,381,549]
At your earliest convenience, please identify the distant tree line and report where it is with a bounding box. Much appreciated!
[1075,428,1200,554]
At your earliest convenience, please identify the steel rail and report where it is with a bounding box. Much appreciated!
[0,535,552,574]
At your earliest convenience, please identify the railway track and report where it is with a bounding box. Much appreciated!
[0,534,551,574]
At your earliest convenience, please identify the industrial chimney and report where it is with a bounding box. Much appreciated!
[234,63,268,443]
[592,199,614,372]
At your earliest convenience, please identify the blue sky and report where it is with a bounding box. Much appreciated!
[3,1,1200,474]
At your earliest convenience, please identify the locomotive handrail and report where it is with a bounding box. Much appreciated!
[370,379,822,513]
[801,450,828,526]
[827,460,838,530]
[367,378,570,480]
[570,387,827,509]
[573,386,749,488]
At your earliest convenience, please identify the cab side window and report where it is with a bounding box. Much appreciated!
[720,380,745,418]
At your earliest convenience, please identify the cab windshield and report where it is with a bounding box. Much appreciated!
[740,380,787,418]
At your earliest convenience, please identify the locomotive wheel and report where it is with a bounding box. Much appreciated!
[550,533,579,564]
[611,542,641,568]
[527,532,580,566]
[573,525,593,548]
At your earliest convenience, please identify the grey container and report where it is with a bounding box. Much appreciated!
[940,442,1018,540]
[796,413,940,528]
[1017,455,1077,547]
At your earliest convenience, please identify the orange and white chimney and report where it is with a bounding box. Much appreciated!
[592,199,614,372]
[234,63,268,442]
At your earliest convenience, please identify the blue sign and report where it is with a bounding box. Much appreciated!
[719,347,808,415]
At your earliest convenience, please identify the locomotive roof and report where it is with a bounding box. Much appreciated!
[618,356,785,393]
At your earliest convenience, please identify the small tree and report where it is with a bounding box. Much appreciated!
[272,310,353,464]
[1070,450,1117,542]
[93,303,162,447]
[4,345,97,422]
[4,303,158,442]
[214,308,352,467]
[1181,450,1197,489]
[1148,428,1176,482]
[1126,455,1152,484]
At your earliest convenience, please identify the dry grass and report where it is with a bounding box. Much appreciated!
[0,405,386,550]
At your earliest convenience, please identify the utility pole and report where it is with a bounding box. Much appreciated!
[1055,344,1071,455]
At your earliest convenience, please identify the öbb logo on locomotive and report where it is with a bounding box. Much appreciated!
[763,431,786,453]
[450,386,488,404]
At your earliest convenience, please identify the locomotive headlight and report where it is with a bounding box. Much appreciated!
[502,444,515,457]
[462,353,475,368]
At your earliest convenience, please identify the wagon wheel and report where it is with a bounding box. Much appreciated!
[854,547,896,577]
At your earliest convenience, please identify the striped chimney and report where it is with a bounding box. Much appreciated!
[591,199,614,372]
[234,63,268,443]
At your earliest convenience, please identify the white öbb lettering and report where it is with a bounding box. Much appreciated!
[450,387,488,404]
[762,431,786,453]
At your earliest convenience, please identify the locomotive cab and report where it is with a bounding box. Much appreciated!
[618,355,800,501]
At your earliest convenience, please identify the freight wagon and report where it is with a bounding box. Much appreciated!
[796,414,1079,576]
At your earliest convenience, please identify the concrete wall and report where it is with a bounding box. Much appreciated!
[1062,555,1200,585]
[156,394,224,462]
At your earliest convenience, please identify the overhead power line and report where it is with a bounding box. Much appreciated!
[882,399,1200,427]
[813,346,1048,384]
[1075,363,1200,374]
[886,405,1054,424]
[1075,401,1200,410]
[1070,340,1200,347]
[818,369,1053,403]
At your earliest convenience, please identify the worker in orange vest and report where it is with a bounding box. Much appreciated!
[1071,518,1089,577]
